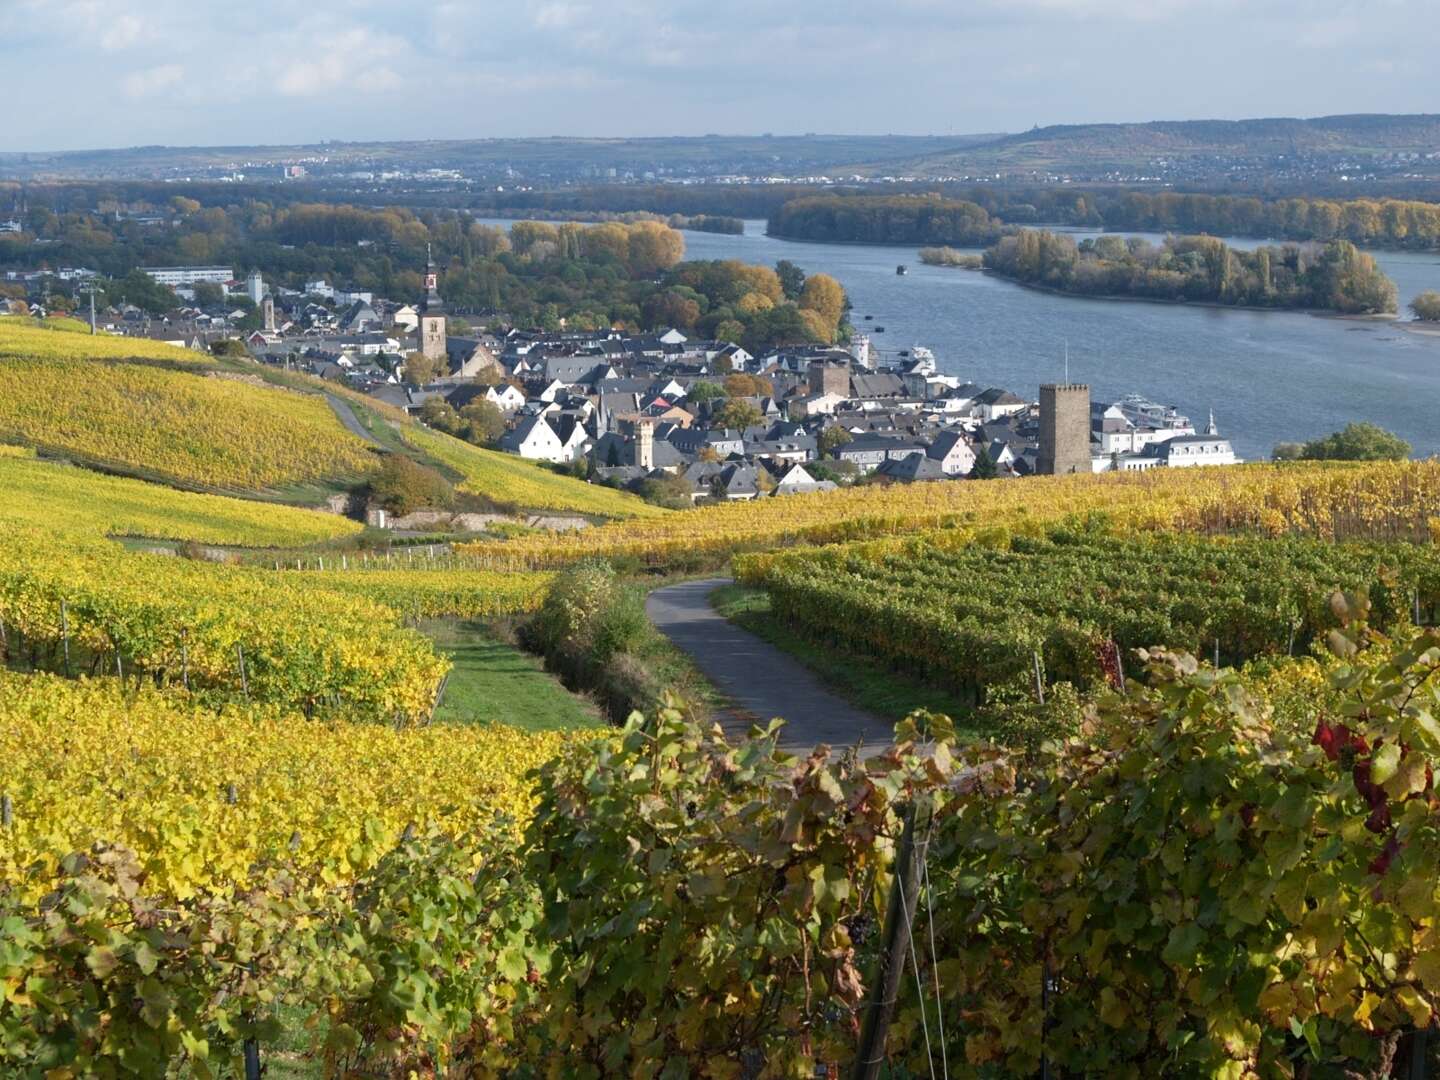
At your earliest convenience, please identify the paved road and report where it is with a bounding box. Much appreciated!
[646,578,894,753]
[325,394,383,446]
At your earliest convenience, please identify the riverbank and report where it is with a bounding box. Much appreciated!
[764,221,1440,256]
[980,268,1399,319]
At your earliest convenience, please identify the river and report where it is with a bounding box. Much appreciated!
[478,218,1440,459]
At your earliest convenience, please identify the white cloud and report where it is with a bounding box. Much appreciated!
[122,63,183,98]
[29,1,147,50]
[273,27,406,96]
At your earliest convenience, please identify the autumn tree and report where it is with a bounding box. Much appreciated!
[796,308,834,343]
[817,425,853,456]
[459,400,507,445]
[369,455,454,515]
[626,221,685,276]
[582,222,630,262]
[642,290,700,331]
[799,272,846,329]
[403,350,443,387]
[1410,289,1440,321]
[714,318,746,343]
[510,220,560,258]
[715,398,763,431]
[1299,422,1411,461]
[723,373,773,398]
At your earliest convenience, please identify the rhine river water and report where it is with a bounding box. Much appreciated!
[477,218,1440,460]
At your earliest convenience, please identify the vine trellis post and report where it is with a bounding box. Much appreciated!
[851,795,932,1080]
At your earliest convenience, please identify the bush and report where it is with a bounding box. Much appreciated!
[1300,421,1411,461]
[368,455,454,516]
[1411,288,1440,321]
[521,563,705,720]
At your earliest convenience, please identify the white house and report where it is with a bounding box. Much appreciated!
[536,378,568,403]
[484,384,526,412]
[926,430,977,476]
[498,416,567,462]
[772,463,837,496]
[972,388,1028,421]
[1139,432,1240,468]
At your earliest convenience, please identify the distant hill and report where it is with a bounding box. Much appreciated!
[867,114,1440,178]
[6,117,1439,186]
[0,134,1004,181]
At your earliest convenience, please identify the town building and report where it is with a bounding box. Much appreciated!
[142,266,233,287]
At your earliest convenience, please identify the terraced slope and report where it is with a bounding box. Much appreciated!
[0,447,360,546]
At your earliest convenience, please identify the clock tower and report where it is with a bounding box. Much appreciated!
[419,244,447,365]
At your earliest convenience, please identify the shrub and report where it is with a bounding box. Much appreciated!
[368,454,454,516]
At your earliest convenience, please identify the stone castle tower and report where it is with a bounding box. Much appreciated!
[1038,383,1091,476]
[419,244,447,364]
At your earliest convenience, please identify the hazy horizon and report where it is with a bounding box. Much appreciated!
[4,0,1437,154]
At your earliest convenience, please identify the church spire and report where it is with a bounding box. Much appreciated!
[421,243,444,314]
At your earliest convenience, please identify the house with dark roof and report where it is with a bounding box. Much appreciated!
[927,430,978,476]
[875,452,948,483]
[832,434,929,472]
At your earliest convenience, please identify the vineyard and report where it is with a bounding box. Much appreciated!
[289,565,555,619]
[0,529,455,722]
[0,319,211,365]
[748,525,1440,703]
[459,458,1440,569]
[0,673,583,900]
[0,448,361,546]
[0,355,378,491]
[6,621,1440,1075]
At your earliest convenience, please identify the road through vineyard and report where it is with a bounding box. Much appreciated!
[645,577,892,749]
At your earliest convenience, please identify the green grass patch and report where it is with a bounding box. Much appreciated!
[420,618,600,731]
[709,582,977,725]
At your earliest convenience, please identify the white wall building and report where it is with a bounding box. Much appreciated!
[143,266,233,286]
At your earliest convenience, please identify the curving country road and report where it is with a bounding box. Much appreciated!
[646,578,893,753]
[325,393,383,446]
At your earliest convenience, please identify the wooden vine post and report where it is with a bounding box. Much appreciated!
[851,794,932,1080]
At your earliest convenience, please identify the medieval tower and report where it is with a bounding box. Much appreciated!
[1038,383,1091,476]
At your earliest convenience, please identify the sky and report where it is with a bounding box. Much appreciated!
[1,0,1436,152]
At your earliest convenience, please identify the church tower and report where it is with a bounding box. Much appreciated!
[419,244,447,365]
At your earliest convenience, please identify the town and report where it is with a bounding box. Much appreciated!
[5,256,1240,513]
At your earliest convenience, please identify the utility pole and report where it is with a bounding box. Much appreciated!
[851,796,932,1080]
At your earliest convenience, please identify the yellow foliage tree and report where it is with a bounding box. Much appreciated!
[799,273,846,332]
[626,221,685,275]
[736,291,775,315]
